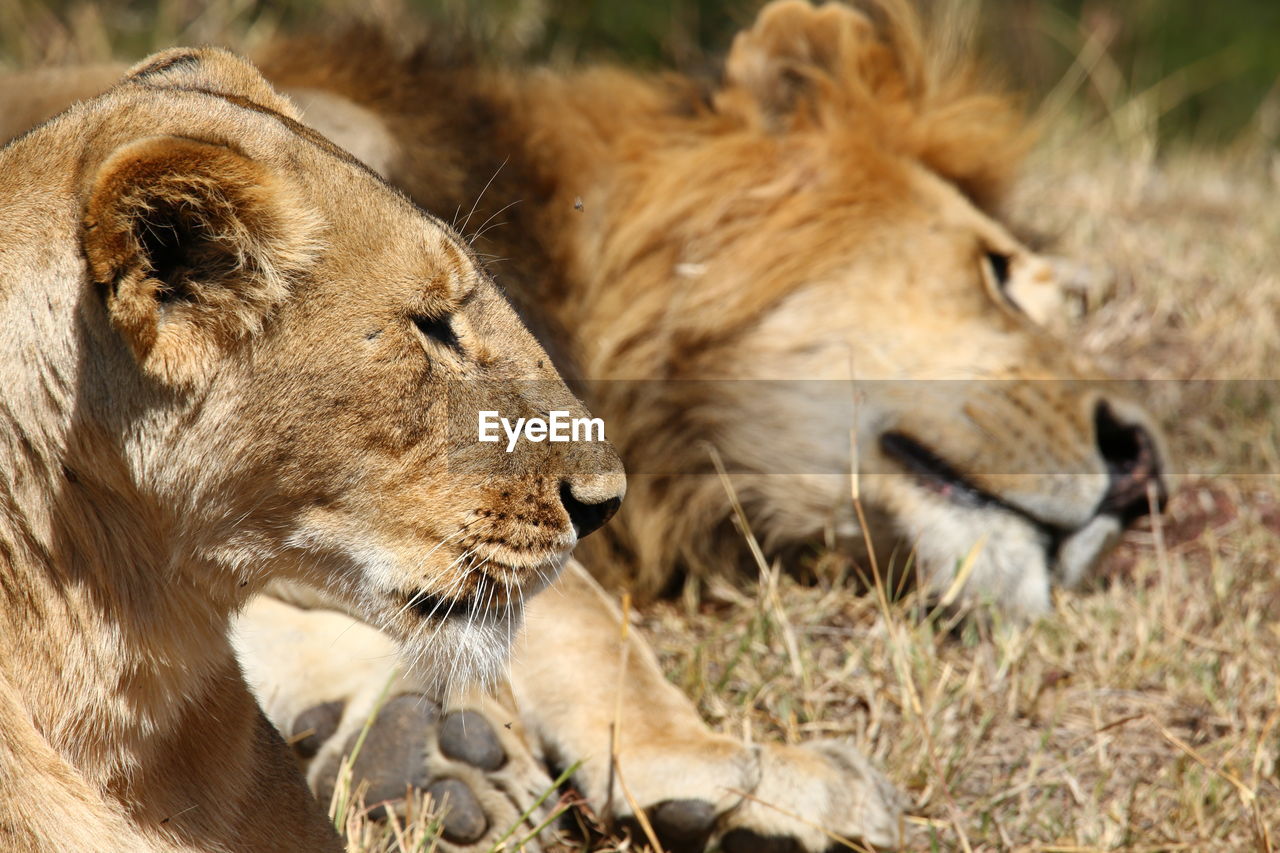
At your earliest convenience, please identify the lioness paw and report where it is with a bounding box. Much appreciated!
[310,694,559,850]
[235,597,562,851]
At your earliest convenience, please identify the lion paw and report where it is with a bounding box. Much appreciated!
[727,740,906,851]
[304,693,559,851]
[607,738,905,852]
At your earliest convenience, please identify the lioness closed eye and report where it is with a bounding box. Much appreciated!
[0,48,621,852]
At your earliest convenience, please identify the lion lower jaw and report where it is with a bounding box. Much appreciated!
[908,504,1123,617]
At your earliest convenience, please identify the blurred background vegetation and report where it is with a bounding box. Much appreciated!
[1,0,1276,150]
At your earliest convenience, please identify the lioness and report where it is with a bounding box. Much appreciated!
[0,2,1169,851]
[0,48,624,851]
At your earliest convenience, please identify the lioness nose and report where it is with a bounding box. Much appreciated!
[559,474,625,540]
[1094,401,1164,523]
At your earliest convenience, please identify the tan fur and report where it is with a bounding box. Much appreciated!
[0,3,1167,611]
[0,48,622,851]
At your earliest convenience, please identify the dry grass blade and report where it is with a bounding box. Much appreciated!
[329,672,398,831]
[705,443,807,687]
[1150,716,1256,807]
[935,533,987,611]
[606,592,665,853]
[845,438,973,852]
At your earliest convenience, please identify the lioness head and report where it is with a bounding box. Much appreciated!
[562,0,1164,613]
[2,48,622,688]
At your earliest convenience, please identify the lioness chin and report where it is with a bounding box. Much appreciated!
[0,48,622,851]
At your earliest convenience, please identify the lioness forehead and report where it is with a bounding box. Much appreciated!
[144,84,471,253]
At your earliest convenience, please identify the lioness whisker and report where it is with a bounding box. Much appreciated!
[441,573,484,695]
[457,155,508,235]
[467,198,521,244]
[503,577,514,651]
[417,523,475,563]
[420,567,477,696]
[391,550,476,622]
[419,564,477,642]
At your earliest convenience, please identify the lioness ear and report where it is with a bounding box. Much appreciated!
[123,47,301,121]
[83,135,321,386]
[719,0,885,129]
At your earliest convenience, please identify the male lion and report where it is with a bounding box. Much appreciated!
[0,2,1168,851]
[0,48,624,851]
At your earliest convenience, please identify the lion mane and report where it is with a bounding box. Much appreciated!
[251,0,1161,612]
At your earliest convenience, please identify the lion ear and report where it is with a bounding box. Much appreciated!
[719,0,1027,207]
[123,47,301,121]
[718,0,889,129]
[83,134,322,387]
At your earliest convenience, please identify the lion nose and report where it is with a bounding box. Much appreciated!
[1094,401,1165,524]
[559,473,625,540]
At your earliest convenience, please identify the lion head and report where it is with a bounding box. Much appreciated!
[0,48,623,694]
[539,0,1166,613]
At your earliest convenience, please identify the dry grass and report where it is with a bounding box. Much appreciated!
[629,136,1280,850]
[4,2,1277,850]
[644,497,1279,849]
